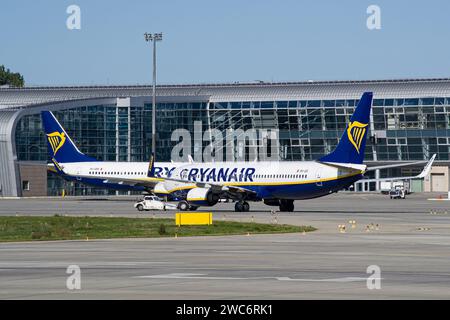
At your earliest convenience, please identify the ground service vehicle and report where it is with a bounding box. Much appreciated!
[134,196,177,211]
[389,188,406,199]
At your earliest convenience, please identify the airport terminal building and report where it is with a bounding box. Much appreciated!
[1,78,450,197]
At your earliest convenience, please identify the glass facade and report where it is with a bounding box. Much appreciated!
[210,97,450,162]
[15,102,209,195]
[14,96,450,195]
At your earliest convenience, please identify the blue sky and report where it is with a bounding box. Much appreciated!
[1,0,449,85]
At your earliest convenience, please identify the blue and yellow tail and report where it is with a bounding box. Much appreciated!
[41,111,97,164]
[319,92,373,164]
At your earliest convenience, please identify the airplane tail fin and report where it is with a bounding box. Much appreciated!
[319,92,373,164]
[41,111,97,163]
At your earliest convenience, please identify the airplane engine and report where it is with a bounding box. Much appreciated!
[263,199,280,206]
[153,182,168,196]
[187,187,219,206]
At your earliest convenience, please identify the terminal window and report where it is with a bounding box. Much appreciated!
[22,181,30,191]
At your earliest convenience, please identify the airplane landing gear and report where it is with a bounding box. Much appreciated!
[235,201,250,212]
[178,200,190,211]
[279,199,294,212]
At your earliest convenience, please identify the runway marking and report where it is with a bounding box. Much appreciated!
[0,261,174,268]
[134,273,376,283]
[274,276,372,282]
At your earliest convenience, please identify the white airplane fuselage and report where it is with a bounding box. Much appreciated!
[60,160,365,200]
[41,92,374,211]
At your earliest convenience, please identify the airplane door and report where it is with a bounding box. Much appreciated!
[76,167,82,181]
[315,169,323,187]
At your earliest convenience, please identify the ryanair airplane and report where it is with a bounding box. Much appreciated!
[42,92,435,212]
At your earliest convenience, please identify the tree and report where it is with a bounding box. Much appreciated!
[0,65,24,87]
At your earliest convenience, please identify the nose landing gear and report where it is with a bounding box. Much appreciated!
[177,200,190,211]
[177,200,199,211]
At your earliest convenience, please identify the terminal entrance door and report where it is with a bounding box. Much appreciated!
[431,173,446,192]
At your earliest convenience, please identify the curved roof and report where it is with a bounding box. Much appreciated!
[2,77,450,196]
[2,78,450,109]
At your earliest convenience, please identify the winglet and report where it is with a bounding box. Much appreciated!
[417,154,436,178]
[147,152,155,178]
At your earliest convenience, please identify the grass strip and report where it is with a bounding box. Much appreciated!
[0,215,316,242]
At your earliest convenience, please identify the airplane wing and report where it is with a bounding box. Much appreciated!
[361,154,436,183]
[366,158,432,171]
[148,174,257,196]
[95,176,163,187]
[146,154,256,197]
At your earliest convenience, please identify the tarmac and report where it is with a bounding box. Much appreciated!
[1,192,450,299]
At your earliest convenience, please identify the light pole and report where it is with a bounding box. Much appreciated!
[144,32,163,159]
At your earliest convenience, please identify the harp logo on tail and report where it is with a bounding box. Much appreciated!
[46,131,66,156]
[347,121,368,154]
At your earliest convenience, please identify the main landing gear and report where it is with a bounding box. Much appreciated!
[235,201,250,212]
[279,199,294,212]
